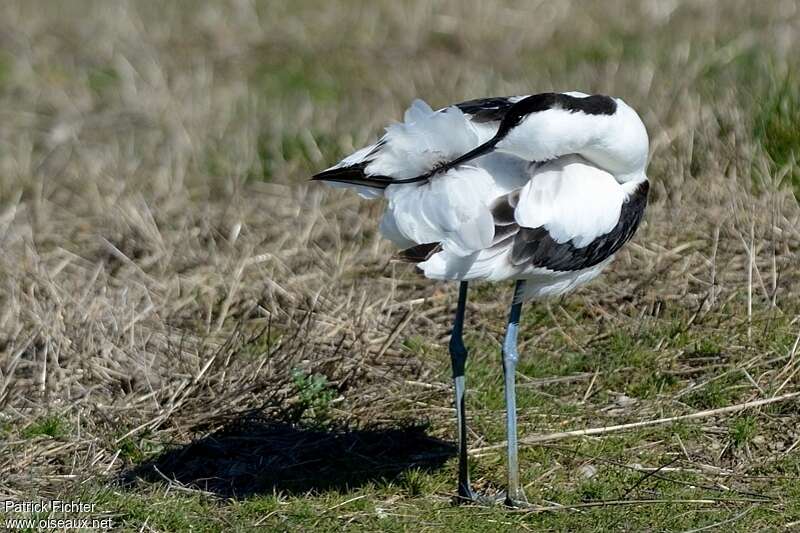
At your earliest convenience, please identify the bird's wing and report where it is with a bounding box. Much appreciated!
[312,97,527,196]
[417,155,648,279]
[380,165,498,257]
[454,96,527,125]
[513,156,627,248]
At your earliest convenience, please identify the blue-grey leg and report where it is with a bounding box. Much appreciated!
[502,279,528,506]
[449,281,477,502]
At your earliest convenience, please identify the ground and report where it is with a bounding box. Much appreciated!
[1,1,800,531]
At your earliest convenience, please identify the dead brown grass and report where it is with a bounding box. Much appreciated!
[0,1,799,526]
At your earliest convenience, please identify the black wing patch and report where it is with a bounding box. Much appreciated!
[492,180,648,272]
[490,188,520,225]
[398,242,442,263]
[456,96,517,123]
[404,181,648,271]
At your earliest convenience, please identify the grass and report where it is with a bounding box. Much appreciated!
[1,0,800,531]
[754,72,800,196]
[291,368,337,423]
[19,415,70,440]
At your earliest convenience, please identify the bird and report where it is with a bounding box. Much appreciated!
[312,91,650,507]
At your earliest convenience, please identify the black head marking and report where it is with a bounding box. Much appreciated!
[498,93,617,138]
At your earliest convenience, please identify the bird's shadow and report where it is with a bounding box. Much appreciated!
[123,413,455,498]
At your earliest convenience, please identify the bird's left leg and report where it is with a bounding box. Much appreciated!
[501,279,528,507]
[449,281,478,503]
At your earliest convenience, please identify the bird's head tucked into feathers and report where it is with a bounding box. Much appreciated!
[582,98,649,184]
[492,93,650,186]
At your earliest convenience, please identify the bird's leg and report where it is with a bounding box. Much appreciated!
[449,281,477,503]
[501,279,528,507]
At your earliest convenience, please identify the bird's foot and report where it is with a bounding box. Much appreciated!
[452,485,503,506]
[453,485,536,507]
[499,489,532,509]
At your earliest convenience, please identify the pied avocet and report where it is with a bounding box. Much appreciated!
[313,92,649,506]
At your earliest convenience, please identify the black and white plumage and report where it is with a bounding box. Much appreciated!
[313,92,649,300]
[313,91,650,506]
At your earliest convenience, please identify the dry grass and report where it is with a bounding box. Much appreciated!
[1,0,800,530]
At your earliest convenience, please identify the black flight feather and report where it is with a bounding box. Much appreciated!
[398,242,442,263]
[311,162,394,189]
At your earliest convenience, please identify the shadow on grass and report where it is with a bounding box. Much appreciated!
[123,414,455,498]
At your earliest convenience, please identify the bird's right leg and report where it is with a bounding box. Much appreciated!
[449,281,478,503]
[501,279,528,507]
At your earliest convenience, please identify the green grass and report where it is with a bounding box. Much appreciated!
[291,368,337,423]
[754,72,800,196]
[86,65,119,96]
[729,416,759,448]
[0,52,10,90]
[53,303,790,531]
[7,304,800,530]
[20,414,70,440]
[69,453,799,532]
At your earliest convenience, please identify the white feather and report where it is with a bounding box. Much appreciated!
[366,101,481,179]
[515,155,625,247]
[420,246,612,300]
[325,144,384,199]
[378,208,416,249]
[384,166,495,256]
[326,180,384,200]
